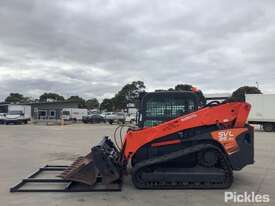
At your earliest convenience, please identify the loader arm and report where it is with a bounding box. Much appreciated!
[123,102,251,160]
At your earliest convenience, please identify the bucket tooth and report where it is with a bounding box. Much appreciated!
[58,152,98,186]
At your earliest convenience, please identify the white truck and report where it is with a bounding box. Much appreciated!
[62,108,88,121]
[5,105,31,124]
[246,94,275,132]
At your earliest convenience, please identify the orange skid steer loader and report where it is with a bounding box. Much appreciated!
[11,91,254,192]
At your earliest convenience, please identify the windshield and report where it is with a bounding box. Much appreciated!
[8,111,23,115]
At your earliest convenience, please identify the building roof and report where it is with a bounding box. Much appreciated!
[28,101,80,105]
[0,101,80,106]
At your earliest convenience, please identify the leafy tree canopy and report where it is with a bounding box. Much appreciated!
[100,98,114,111]
[174,84,193,91]
[154,89,168,92]
[67,96,86,108]
[155,84,206,106]
[39,93,65,102]
[230,86,262,102]
[5,93,29,103]
[100,81,146,111]
[174,84,206,106]
[112,81,145,110]
[86,98,99,109]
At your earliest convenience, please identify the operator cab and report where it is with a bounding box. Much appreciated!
[138,91,200,128]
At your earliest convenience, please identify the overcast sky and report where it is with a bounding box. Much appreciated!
[0,0,275,101]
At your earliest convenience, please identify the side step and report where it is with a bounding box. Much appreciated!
[10,165,122,192]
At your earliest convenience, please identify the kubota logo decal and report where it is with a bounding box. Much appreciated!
[218,130,234,141]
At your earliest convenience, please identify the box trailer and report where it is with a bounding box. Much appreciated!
[246,94,275,132]
[5,105,31,124]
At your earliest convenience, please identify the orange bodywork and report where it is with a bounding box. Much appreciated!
[123,102,251,159]
[211,128,248,154]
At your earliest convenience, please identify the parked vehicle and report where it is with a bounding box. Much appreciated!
[82,114,105,124]
[105,112,126,124]
[246,94,275,132]
[62,108,88,121]
[125,113,137,124]
[88,109,100,115]
[5,105,31,124]
[0,113,6,124]
[100,112,112,119]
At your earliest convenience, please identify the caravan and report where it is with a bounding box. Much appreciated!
[61,108,88,121]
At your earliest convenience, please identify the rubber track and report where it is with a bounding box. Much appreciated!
[132,144,233,189]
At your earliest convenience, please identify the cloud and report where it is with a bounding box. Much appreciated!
[0,0,275,101]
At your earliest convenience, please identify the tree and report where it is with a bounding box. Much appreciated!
[86,98,99,109]
[5,93,26,103]
[112,81,146,110]
[230,86,262,102]
[174,84,193,91]
[39,93,65,102]
[100,98,114,111]
[174,84,206,106]
[67,96,86,108]
[99,81,146,111]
